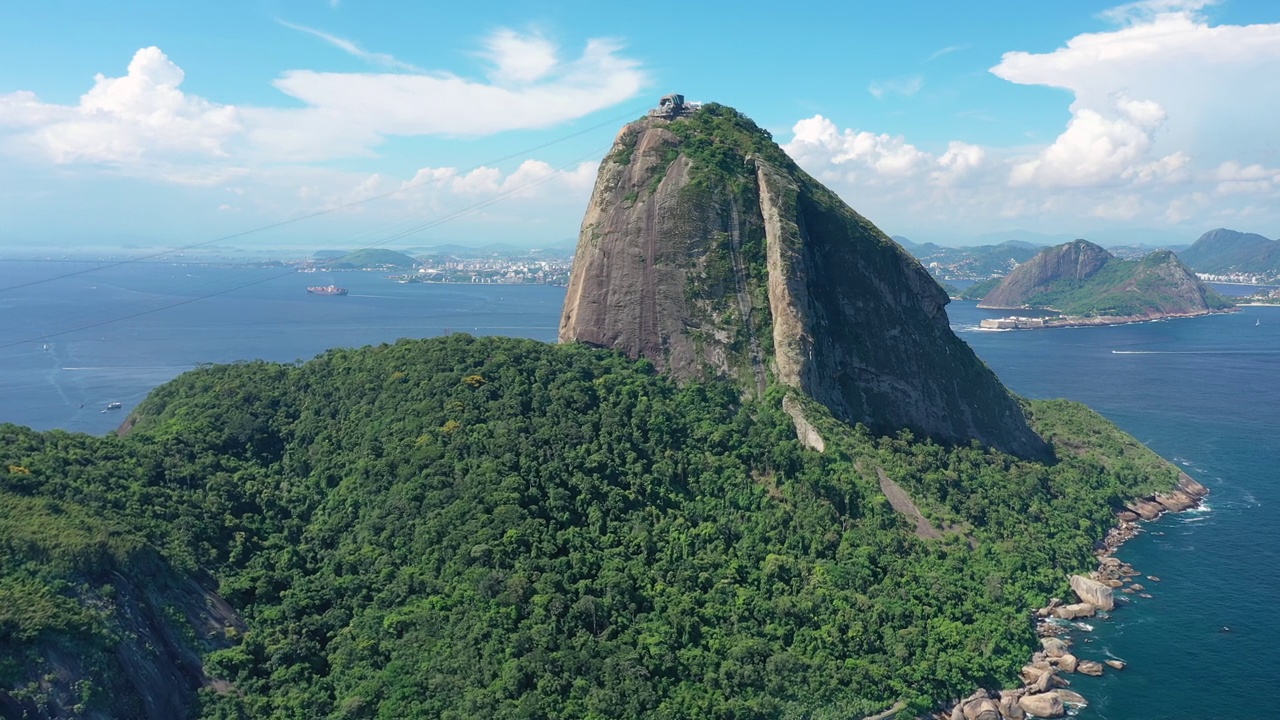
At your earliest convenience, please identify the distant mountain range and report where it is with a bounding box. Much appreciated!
[890,236,1044,279]
[1176,229,1280,278]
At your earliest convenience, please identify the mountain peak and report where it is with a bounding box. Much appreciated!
[560,102,1048,458]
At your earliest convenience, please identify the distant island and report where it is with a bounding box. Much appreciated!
[976,239,1235,328]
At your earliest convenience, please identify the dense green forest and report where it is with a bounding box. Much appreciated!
[0,335,1178,718]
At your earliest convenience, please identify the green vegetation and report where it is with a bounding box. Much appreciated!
[0,335,1179,718]
[325,248,418,269]
[959,279,1001,301]
[991,248,1233,317]
[1178,228,1280,275]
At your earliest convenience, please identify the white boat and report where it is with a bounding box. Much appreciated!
[106,401,122,410]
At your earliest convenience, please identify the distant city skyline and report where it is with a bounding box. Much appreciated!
[1,0,1278,250]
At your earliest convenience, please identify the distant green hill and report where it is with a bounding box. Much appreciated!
[322,248,417,268]
[979,240,1233,318]
[891,237,1045,279]
[1176,228,1280,276]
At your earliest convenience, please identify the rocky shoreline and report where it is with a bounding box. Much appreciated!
[934,473,1209,720]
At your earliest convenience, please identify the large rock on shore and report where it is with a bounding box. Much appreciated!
[1077,660,1104,676]
[1019,692,1065,718]
[1053,602,1095,620]
[1126,498,1164,520]
[1070,575,1115,611]
[999,691,1027,720]
[1040,637,1069,658]
[1054,653,1079,673]
[962,696,1001,720]
[1056,689,1087,706]
[1178,473,1209,497]
[1155,489,1199,512]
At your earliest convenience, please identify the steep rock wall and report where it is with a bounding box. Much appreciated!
[560,107,1048,458]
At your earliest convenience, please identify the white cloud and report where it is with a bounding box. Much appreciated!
[0,47,242,165]
[868,76,923,99]
[481,29,560,85]
[1008,93,1177,188]
[768,0,1275,240]
[278,21,424,72]
[0,31,647,170]
[1098,0,1219,25]
[785,115,932,181]
[1091,194,1144,219]
[931,142,985,186]
[991,1,1280,175]
[924,45,970,63]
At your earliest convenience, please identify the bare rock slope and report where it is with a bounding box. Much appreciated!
[560,104,1048,458]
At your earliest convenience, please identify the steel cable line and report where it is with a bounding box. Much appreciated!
[0,145,610,350]
[0,104,643,293]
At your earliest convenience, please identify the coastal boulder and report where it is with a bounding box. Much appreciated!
[1070,575,1115,611]
[1053,602,1096,620]
[1126,498,1164,520]
[1040,637,1069,658]
[1077,660,1104,676]
[1019,692,1066,718]
[1105,659,1126,670]
[962,697,1001,720]
[1055,653,1078,673]
[1178,473,1209,497]
[999,691,1027,720]
[1155,489,1198,513]
[1055,689,1088,706]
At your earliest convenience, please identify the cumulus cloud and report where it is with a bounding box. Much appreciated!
[1008,93,1182,187]
[0,47,242,165]
[771,1,1280,239]
[991,1,1280,173]
[0,31,646,169]
[785,116,934,182]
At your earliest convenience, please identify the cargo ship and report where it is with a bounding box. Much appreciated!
[307,285,348,296]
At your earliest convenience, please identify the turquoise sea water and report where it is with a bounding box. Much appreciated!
[1,263,1276,718]
[950,302,1279,720]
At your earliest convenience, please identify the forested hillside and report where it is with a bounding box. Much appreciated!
[1,335,1179,718]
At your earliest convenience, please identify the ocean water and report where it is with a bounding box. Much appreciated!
[2,263,1276,718]
[952,302,1279,720]
[0,263,564,433]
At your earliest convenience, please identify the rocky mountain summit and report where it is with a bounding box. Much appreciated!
[978,240,1111,310]
[978,239,1233,320]
[560,104,1047,458]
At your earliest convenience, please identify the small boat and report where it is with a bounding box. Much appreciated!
[106,401,122,410]
[1257,319,1261,326]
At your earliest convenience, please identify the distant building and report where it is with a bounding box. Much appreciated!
[980,316,1048,330]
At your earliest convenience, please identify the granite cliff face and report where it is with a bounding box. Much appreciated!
[560,104,1048,459]
[978,240,1232,319]
[978,240,1111,309]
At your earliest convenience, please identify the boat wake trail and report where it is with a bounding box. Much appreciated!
[1111,350,1280,355]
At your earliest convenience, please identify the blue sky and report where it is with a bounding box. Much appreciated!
[1,0,1278,252]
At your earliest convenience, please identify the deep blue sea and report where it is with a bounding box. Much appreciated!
[2,264,1276,718]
